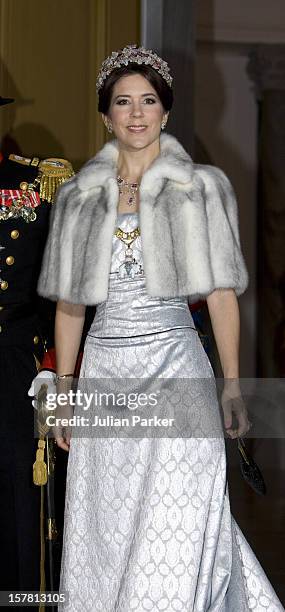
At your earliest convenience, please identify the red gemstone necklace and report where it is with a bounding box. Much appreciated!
[117,175,139,206]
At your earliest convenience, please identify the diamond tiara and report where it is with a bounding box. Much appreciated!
[96,44,173,92]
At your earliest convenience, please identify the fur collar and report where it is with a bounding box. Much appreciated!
[76,133,195,198]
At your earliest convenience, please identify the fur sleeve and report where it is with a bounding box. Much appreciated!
[195,164,249,296]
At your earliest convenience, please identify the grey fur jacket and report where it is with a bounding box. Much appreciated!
[37,133,248,305]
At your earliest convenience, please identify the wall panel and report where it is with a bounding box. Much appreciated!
[0,0,140,169]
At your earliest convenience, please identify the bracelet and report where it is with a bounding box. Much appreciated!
[56,373,74,382]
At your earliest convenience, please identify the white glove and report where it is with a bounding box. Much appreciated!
[29,371,73,451]
[28,370,56,409]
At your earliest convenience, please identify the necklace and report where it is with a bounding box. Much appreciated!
[114,226,143,279]
[117,175,139,206]
[114,227,140,245]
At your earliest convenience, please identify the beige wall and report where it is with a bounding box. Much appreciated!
[195,2,285,377]
[195,42,257,377]
[0,0,140,170]
[197,0,285,43]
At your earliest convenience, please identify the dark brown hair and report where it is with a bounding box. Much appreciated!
[98,63,173,114]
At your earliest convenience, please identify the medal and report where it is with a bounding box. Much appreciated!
[114,226,143,278]
[0,182,40,223]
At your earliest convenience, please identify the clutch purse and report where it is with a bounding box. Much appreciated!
[237,437,266,495]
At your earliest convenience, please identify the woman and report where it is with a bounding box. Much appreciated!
[38,45,284,611]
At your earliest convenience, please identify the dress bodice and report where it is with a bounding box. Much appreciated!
[89,211,196,338]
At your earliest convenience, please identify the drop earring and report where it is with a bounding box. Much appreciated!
[105,122,113,133]
[161,120,167,131]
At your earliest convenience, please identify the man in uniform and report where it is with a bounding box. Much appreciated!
[0,94,74,602]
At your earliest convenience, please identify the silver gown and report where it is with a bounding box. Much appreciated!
[59,212,284,612]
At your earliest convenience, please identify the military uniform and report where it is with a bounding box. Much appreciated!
[0,152,74,598]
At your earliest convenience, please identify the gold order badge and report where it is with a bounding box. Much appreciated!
[114,226,142,279]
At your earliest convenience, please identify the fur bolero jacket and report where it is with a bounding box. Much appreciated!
[37,133,248,306]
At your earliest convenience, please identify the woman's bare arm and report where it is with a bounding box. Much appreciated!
[206,288,240,379]
[55,300,86,375]
[54,300,86,450]
[206,288,250,437]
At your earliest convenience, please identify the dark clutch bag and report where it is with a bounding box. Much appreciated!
[237,437,267,496]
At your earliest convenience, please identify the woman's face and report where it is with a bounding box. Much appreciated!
[103,73,168,152]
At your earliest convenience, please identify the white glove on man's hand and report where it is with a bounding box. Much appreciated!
[28,370,56,409]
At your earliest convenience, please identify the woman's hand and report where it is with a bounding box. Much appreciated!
[221,379,251,438]
[53,405,73,451]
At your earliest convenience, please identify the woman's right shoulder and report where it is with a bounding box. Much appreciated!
[55,164,95,201]
[57,152,106,201]
[55,173,78,199]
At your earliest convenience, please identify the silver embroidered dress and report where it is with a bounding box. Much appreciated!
[59,212,284,612]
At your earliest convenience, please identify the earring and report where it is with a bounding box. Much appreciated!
[161,120,167,131]
[105,122,113,134]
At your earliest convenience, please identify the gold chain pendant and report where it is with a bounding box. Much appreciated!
[114,226,142,279]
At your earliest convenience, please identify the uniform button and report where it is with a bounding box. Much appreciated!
[0,281,8,290]
[20,181,28,191]
[11,230,19,239]
[33,335,39,344]
[6,256,15,265]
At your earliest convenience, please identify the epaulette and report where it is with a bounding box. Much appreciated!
[9,154,74,203]
[37,158,74,203]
